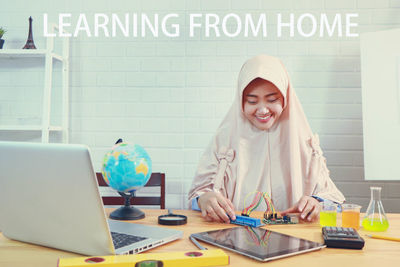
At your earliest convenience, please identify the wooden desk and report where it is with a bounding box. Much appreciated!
[1,210,399,267]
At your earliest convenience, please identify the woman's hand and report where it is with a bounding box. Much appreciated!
[280,196,321,222]
[198,192,236,223]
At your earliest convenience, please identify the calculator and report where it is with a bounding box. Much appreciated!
[322,226,365,249]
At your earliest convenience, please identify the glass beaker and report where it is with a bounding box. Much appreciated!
[320,201,337,227]
[361,186,389,232]
[342,204,362,230]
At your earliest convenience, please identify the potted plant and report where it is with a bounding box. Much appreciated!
[0,27,6,49]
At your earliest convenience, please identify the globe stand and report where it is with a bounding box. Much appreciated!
[109,191,145,220]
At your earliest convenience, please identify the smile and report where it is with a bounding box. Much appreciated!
[255,114,272,122]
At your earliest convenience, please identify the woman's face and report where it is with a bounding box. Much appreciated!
[242,78,284,131]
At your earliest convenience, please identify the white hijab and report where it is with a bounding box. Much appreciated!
[188,55,345,211]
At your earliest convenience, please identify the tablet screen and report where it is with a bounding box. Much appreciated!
[191,226,325,261]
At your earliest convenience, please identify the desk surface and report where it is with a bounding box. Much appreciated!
[1,210,399,267]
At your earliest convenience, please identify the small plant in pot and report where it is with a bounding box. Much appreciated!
[0,27,6,49]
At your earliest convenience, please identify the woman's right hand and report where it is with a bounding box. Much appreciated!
[198,192,236,223]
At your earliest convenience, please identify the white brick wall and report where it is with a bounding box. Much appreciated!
[1,0,400,211]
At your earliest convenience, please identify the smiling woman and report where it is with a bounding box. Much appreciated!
[242,78,284,131]
[188,54,345,223]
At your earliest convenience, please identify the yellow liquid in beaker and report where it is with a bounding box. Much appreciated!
[320,211,337,227]
[342,211,360,229]
[362,218,389,231]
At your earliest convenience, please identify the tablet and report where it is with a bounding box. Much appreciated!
[190,226,326,262]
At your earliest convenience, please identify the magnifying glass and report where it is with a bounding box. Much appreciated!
[158,209,187,226]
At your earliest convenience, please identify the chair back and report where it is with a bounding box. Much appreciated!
[96,172,165,209]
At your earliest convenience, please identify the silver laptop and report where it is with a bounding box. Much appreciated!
[0,141,183,256]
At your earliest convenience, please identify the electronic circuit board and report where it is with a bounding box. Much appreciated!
[262,213,298,225]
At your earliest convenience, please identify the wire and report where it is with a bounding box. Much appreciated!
[263,193,276,215]
[242,191,263,216]
[242,191,277,217]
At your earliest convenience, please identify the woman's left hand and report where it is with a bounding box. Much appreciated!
[280,196,321,222]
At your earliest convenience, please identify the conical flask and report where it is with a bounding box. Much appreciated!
[361,186,389,231]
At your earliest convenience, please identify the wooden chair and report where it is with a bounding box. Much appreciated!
[96,172,165,209]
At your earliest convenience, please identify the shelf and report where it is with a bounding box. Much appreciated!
[0,24,69,143]
[0,49,64,61]
[0,125,63,131]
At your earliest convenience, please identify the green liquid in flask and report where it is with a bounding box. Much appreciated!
[320,211,337,227]
[362,218,389,232]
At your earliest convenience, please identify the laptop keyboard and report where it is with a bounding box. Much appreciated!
[111,232,148,249]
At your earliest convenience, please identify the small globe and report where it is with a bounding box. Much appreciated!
[102,143,152,193]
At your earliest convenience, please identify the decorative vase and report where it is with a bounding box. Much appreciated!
[23,16,36,49]
[0,39,4,49]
